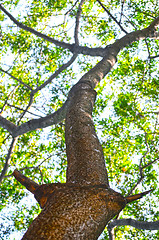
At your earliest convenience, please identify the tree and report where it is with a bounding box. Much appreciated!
[0,0,159,239]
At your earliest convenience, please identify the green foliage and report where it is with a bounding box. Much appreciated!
[0,0,159,239]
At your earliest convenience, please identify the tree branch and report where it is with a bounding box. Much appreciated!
[1,4,158,59]
[96,0,128,34]
[108,218,159,231]
[0,4,105,57]
[12,169,39,193]
[108,227,114,240]
[113,16,159,51]
[0,4,108,57]
[142,157,159,169]
[119,0,125,24]
[0,67,33,90]
[0,16,158,137]
[17,92,34,124]
[0,116,17,135]
[150,54,159,59]
[0,4,72,51]
[34,53,78,92]
[0,137,17,183]
[0,86,18,114]
[127,132,149,196]
[74,0,85,45]
[6,103,42,117]
[0,99,70,137]
[0,3,106,57]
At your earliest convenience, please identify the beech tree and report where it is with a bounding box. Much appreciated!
[0,0,159,239]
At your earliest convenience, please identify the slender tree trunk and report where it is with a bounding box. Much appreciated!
[65,82,109,186]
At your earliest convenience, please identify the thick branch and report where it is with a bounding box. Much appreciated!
[108,218,159,231]
[113,16,159,51]
[12,169,39,193]
[0,115,17,135]
[74,0,85,44]
[0,99,70,137]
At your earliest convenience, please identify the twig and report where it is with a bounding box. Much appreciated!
[0,85,18,114]
[119,0,125,24]
[96,0,128,34]
[127,132,150,196]
[0,98,69,137]
[121,13,138,29]
[34,53,77,92]
[4,154,54,179]
[139,132,150,169]
[6,103,42,117]
[0,137,18,183]
[144,39,151,59]
[65,0,79,16]
[17,92,34,124]
[142,158,159,169]
[0,67,33,90]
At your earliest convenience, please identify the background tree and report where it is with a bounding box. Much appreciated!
[0,0,159,239]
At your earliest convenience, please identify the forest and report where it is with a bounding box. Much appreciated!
[0,0,159,239]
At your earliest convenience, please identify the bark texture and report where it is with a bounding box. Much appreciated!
[65,83,109,186]
[18,81,152,239]
[21,83,127,239]
[23,185,126,240]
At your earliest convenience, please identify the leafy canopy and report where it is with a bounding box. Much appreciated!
[0,0,159,239]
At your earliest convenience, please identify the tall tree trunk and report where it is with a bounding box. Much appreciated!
[11,61,151,239]
[21,82,127,240]
[65,82,109,186]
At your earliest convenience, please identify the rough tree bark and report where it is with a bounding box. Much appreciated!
[13,81,152,239]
